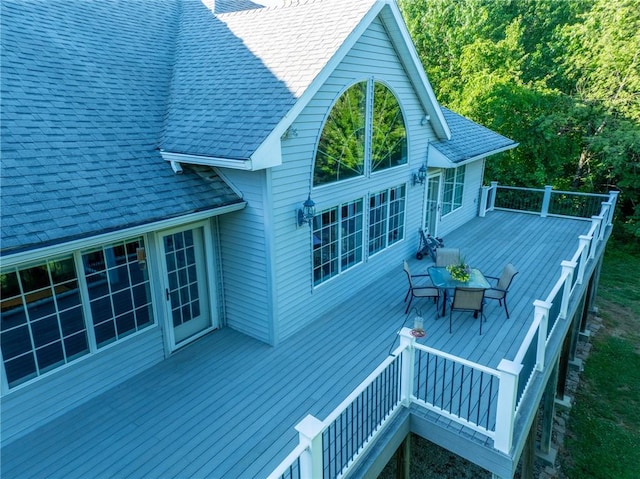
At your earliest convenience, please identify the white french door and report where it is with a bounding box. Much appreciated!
[425,174,442,236]
[160,225,213,347]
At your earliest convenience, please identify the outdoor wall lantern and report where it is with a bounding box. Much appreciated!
[412,164,427,186]
[297,194,316,227]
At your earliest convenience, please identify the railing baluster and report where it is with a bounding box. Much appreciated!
[458,365,464,417]
[441,357,447,409]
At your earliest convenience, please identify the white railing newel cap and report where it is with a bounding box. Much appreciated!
[497,358,522,375]
[533,299,552,311]
[399,327,416,344]
[295,414,324,441]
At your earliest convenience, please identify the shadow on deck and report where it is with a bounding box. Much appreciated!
[1,210,591,479]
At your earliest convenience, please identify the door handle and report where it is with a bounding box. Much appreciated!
[165,288,170,301]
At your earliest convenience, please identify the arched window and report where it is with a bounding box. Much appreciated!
[371,82,407,173]
[314,80,407,186]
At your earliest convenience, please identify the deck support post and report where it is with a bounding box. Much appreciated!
[399,328,416,406]
[495,359,522,454]
[587,255,604,314]
[569,292,587,366]
[395,434,411,479]
[295,415,325,479]
[539,360,558,459]
[556,328,574,404]
[520,411,538,479]
[540,185,552,217]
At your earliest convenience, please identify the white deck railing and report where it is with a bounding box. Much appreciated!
[269,188,619,479]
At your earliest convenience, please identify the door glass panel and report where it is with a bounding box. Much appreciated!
[163,227,210,345]
[425,175,441,235]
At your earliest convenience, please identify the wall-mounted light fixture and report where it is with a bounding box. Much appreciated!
[297,194,316,227]
[420,115,431,126]
[412,164,427,186]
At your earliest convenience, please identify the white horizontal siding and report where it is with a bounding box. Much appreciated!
[269,18,437,342]
[1,327,164,446]
[217,169,273,343]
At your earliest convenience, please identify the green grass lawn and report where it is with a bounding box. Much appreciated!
[560,243,640,479]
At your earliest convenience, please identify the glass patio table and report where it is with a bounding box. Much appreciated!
[428,267,491,316]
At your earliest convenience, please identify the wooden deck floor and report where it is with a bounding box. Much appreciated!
[1,211,590,479]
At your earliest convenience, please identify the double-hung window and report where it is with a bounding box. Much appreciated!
[441,165,466,215]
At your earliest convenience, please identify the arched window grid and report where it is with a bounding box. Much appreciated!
[312,78,408,188]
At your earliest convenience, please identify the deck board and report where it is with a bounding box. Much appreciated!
[1,211,591,479]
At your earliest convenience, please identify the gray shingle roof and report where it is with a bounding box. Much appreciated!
[1,0,243,255]
[162,0,376,159]
[429,107,518,164]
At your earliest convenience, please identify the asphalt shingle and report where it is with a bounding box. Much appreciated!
[1,0,244,255]
[430,107,518,163]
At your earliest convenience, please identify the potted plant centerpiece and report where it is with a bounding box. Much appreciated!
[447,258,471,282]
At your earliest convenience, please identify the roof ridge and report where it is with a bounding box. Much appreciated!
[216,0,355,17]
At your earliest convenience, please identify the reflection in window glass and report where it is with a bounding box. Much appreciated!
[1,258,88,388]
[371,83,407,173]
[369,191,388,255]
[83,238,152,348]
[387,185,406,246]
[314,82,366,186]
[314,80,407,186]
[313,209,338,285]
[312,199,364,286]
[369,185,406,255]
[340,200,364,270]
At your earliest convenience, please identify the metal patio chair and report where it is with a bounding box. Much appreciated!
[435,248,461,267]
[484,263,518,318]
[448,287,486,335]
[403,260,440,314]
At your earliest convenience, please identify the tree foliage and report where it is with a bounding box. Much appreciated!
[399,0,640,242]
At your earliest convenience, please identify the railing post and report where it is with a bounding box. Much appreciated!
[494,359,522,454]
[560,261,576,317]
[589,216,602,259]
[534,300,551,368]
[399,327,416,406]
[490,181,498,210]
[577,236,590,285]
[540,185,553,217]
[479,186,490,217]
[607,191,619,226]
[295,415,325,479]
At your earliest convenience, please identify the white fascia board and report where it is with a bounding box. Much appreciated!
[379,1,450,140]
[1,202,247,268]
[428,142,520,169]
[160,151,253,171]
